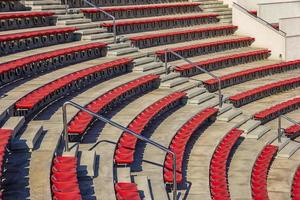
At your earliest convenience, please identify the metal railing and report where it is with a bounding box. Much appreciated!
[277,115,300,143]
[163,49,223,108]
[62,101,177,200]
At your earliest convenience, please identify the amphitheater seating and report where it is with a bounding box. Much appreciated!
[67,74,160,137]
[115,182,140,200]
[0,42,107,87]
[114,92,187,164]
[101,14,219,34]
[81,2,201,21]
[229,77,300,107]
[0,129,13,182]
[285,124,300,137]
[210,128,243,200]
[130,25,238,49]
[175,49,271,77]
[156,37,255,61]
[204,60,300,92]
[0,0,27,12]
[254,97,300,124]
[0,11,55,31]
[163,107,219,183]
[14,58,133,116]
[251,144,278,200]
[292,165,300,200]
[0,27,78,56]
[51,156,82,200]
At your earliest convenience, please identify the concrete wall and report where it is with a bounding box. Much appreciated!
[258,1,300,23]
[232,3,286,60]
[279,17,300,36]
[236,0,274,11]
[286,35,300,60]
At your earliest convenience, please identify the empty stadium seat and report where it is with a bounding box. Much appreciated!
[229,77,300,107]
[251,145,278,200]
[0,0,27,12]
[204,60,300,92]
[209,128,243,200]
[175,49,270,77]
[101,14,219,34]
[0,129,13,182]
[0,27,78,56]
[254,97,300,124]
[67,74,160,137]
[164,107,218,183]
[292,165,300,200]
[115,182,140,200]
[114,92,187,164]
[0,42,107,87]
[285,124,300,137]
[14,58,133,116]
[130,25,238,49]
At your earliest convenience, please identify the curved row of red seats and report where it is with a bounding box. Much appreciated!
[285,124,300,137]
[0,11,54,20]
[251,144,278,200]
[292,165,300,200]
[0,42,107,75]
[164,107,219,183]
[81,2,201,13]
[254,97,300,123]
[204,59,300,92]
[0,129,13,181]
[67,74,160,135]
[229,76,300,107]
[156,37,254,55]
[15,58,132,110]
[0,27,77,42]
[115,182,141,200]
[101,13,218,27]
[51,156,82,200]
[209,128,243,200]
[114,92,187,165]
[175,49,270,75]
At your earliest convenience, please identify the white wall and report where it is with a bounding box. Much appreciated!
[279,17,300,36]
[232,3,286,60]
[258,1,300,23]
[236,0,274,11]
[286,35,300,60]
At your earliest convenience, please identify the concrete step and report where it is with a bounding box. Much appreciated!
[201,4,228,9]
[117,167,131,183]
[133,61,163,72]
[76,28,107,35]
[199,1,223,5]
[205,7,232,12]
[186,87,207,99]
[218,108,242,122]
[217,103,233,116]
[57,13,84,20]
[134,57,156,66]
[78,150,96,177]
[246,125,271,139]
[271,136,290,151]
[57,18,91,25]
[134,176,152,200]
[239,119,261,134]
[73,22,100,30]
[2,117,25,138]
[81,32,114,40]
[172,81,199,92]
[62,142,79,157]
[25,1,62,6]
[188,92,215,104]
[160,77,189,88]
[160,72,181,82]
[31,5,66,10]
[108,42,131,51]
[107,47,139,56]
[277,141,300,158]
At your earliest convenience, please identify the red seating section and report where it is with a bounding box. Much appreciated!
[204,60,300,92]
[254,97,300,124]
[0,11,54,20]
[285,124,300,137]
[0,42,107,87]
[249,10,257,16]
[164,108,219,183]
[209,128,243,200]
[251,145,278,200]
[292,165,300,200]
[175,49,270,76]
[15,58,132,115]
[114,92,187,164]
[130,25,238,48]
[229,77,300,107]
[51,156,82,200]
[0,129,13,181]
[67,74,160,136]
[115,182,141,200]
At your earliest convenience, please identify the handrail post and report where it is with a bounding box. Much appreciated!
[218,79,223,108]
[65,0,68,14]
[277,115,300,142]
[62,101,177,200]
[277,115,282,143]
[165,50,169,75]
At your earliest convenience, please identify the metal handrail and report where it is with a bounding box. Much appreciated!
[163,49,223,108]
[62,101,177,200]
[277,115,300,142]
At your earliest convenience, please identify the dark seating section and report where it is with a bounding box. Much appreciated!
[14,58,133,117]
[114,92,187,164]
[285,124,300,138]
[0,27,78,56]
[51,156,82,200]
[164,107,219,183]
[130,25,238,49]
[229,77,300,107]
[0,42,107,87]
[0,0,27,12]
[81,3,202,21]
[209,128,243,200]
[67,74,160,137]
[0,11,55,31]
[251,145,278,200]
[115,182,141,200]
[204,60,300,92]
[0,129,13,187]
[156,37,255,62]
[254,97,300,124]
[101,14,219,34]
[175,49,270,77]
[292,165,300,200]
